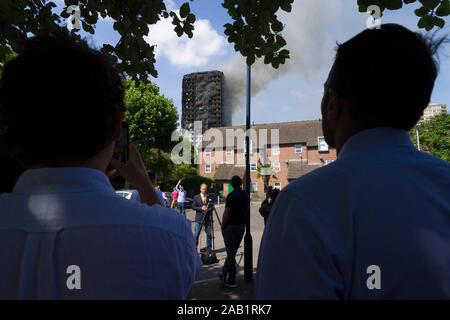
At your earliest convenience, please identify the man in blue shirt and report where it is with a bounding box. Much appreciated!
[256,24,450,299]
[0,31,201,299]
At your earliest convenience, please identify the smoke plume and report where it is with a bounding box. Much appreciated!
[220,0,342,125]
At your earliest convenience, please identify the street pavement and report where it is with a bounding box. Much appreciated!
[184,204,265,300]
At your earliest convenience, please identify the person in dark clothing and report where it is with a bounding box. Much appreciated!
[259,187,280,226]
[219,175,250,288]
[191,183,212,250]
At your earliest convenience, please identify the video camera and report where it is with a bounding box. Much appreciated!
[205,193,216,212]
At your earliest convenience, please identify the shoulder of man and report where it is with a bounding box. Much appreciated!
[106,195,193,241]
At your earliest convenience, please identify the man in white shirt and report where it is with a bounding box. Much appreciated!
[175,180,187,217]
[255,24,450,299]
[0,31,201,299]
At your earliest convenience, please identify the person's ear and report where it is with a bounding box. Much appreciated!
[327,89,346,122]
[110,111,123,142]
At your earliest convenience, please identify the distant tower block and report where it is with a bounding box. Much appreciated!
[182,71,224,133]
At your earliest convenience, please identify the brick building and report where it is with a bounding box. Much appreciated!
[197,120,337,199]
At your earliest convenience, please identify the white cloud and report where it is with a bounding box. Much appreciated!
[165,0,177,11]
[290,90,306,100]
[145,12,227,68]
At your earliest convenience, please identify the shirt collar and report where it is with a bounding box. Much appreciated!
[338,127,415,159]
[13,167,116,195]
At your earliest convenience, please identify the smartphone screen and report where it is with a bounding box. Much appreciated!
[112,122,129,163]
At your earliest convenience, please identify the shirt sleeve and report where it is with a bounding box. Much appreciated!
[255,189,346,299]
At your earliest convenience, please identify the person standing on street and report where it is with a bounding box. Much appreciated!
[171,187,178,208]
[219,176,250,288]
[176,180,187,217]
[192,183,212,251]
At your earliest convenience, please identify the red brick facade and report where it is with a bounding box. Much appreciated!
[197,121,337,199]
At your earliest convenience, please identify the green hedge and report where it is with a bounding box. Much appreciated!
[180,175,215,198]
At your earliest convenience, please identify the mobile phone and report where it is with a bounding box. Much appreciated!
[112,122,129,163]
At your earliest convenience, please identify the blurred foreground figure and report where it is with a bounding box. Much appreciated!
[0,31,200,299]
[256,24,450,299]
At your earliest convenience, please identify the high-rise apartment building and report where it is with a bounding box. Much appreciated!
[181,71,224,133]
[420,103,447,123]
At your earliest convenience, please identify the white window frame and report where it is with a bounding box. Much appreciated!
[226,147,233,157]
[274,182,281,190]
[250,162,257,171]
[205,148,212,158]
[244,140,256,155]
[274,162,281,172]
[205,164,211,173]
[250,182,258,192]
[318,136,329,152]
[295,144,303,154]
[272,145,280,155]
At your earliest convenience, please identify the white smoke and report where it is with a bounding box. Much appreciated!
[220,0,343,125]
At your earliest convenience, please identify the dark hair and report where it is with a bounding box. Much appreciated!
[231,175,242,189]
[147,169,157,184]
[329,24,446,131]
[0,30,125,166]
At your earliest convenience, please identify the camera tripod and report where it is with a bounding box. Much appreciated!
[195,199,222,254]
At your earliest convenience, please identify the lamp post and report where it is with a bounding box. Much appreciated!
[244,64,253,282]
[300,154,303,177]
[415,125,421,151]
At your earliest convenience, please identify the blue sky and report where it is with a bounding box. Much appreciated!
[57,0,449,126]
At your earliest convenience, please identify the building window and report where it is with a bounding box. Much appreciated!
[274,162,281,172]
[244,140,257,155]
[326,160,334,165]
[250,182,258,192]
[250,162,257,171]
[274,182,281,190]
[205,164,211,173]
[205,148,212,158]
[226,148,233,157]
[318,136,329,152]
[295,144,303,154]
[272,145,280,155]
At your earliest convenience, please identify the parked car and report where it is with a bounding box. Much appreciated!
[116,190,140,201]
[184,197,193,209]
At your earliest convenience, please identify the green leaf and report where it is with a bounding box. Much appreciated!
[420,0,440,10]
[385,0,403,10]
[180,2,190,18]
[436,0,450,16]
[82,22,95,34]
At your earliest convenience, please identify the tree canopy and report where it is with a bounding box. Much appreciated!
[2,0,447,82]
[358,0,450,31]
[409,112,450,162]
[124,78,178,158]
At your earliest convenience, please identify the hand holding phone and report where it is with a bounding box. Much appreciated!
[111,143,162,207]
